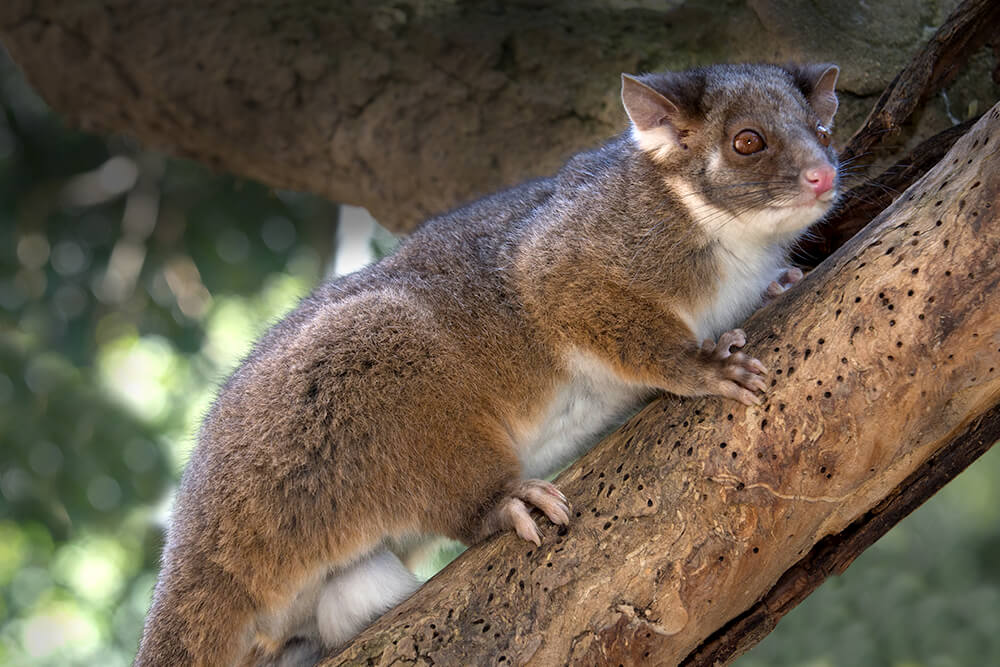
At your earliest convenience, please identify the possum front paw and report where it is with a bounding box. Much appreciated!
[764,267,804,302]
[700,328,768,406]
[482,480,571,547]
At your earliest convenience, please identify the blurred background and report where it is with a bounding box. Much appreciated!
[0,44,997,666]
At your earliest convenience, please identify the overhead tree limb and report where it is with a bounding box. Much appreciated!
[838,0,1000,166]
[324,103,1000,666]
[0,0,986,233]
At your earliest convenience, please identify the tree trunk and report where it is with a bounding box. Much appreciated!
[323,102,1000,666]
[0,0,986,233]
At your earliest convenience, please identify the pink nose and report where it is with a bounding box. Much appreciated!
[803,164,836,196]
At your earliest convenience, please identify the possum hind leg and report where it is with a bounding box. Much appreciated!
[315,548,421,648]
[260,550,420,665]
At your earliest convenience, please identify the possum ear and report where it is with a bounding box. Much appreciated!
[622,72,702,158]
[621,74,681,132]
[788,64,839,127]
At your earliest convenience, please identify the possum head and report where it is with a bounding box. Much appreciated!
[622,63,840,245]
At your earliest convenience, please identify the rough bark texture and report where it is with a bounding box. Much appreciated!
[1,0,994,232]
[323,103,1000,666]
[682,403,1000,665]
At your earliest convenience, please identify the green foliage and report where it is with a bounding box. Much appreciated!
[0,50,334,665]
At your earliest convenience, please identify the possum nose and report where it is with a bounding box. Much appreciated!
[803,164,836,196]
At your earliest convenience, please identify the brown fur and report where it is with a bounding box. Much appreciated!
[136,63,839,665]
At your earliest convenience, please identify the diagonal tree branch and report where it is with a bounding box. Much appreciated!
[682,403,1000,665]
[324,102,1000,666]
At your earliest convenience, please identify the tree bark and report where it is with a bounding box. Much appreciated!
[0,0,985,233]
[323,103,1000,666]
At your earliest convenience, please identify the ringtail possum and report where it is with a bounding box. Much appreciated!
[136,62,840,666]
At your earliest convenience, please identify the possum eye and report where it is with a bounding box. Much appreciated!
[816,123,832,147]
[733,129,765,155]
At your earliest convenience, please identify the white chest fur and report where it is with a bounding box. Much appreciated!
[514,350,651,479]
[692,240,783,342]
[665,175,794,342]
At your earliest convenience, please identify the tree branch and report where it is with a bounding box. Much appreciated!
[324,102,1000,666]
[682,403,1000,666]
[0,0,981,233]
[839,0,1000,166]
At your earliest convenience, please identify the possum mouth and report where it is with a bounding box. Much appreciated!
[774,189,837,210]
